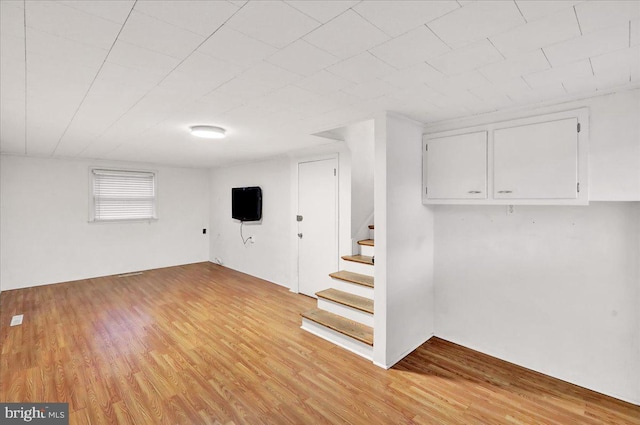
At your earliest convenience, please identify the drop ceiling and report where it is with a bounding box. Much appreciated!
[0,0,638,167]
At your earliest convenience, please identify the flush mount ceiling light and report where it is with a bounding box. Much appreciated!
[190,125,226,139]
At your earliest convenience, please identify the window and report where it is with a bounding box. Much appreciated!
[90,168,157,222]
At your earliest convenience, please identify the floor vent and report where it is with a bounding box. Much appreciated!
[117,272,143,278]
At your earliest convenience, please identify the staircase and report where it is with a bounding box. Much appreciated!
[301,225,375,360]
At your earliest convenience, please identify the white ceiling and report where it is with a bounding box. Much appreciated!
[0,0,638,167]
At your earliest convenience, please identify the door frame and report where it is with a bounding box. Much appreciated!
[291,153,340,295]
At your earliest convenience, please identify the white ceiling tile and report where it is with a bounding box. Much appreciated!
[427,1,524,48]
[118,11,204,59]
[258,85,320,109]
[427,39,504,75]
[427,70,491,93]
[266,40,339,76]
[0,101,26,153]
[493,77,537,100]
[0,32,25,64]
[515,1,582,22]
[490,8,581,58]
[469,84,513,109]
[1,0,25,38]
[197,26,277,68]
[285,1,358,24]
[506,81,567,103]
[523,59,593,88]
[96,61,164,92]
[59,1,134,25]
[293,70,354,94]
[381,63,445,88]
[327,53,396,84]
[134,1,238,37]
[26,27,108,70]
[631,19,639,46]
[341,79,397,100]
[478,50,550,82]
[160,52,242,94]
[590,46,640,83]
[369,25,450,69]
[560,74,627,94]
[227,1,319,49]
[303,10,390,59]
[353,0,459,37]
[544,25,629,67]
[216,61,303,99]
[107,40,181,75]
[575,1,640,34]
[25,1,122,50]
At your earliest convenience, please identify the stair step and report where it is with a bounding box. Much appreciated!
[342,255,374,266]
[316,289,373,314]
[357,239,374,246]
[368,225,374,229]
[301,309,373,346]
[329,270,374,288]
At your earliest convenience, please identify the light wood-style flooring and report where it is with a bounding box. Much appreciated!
[1,262,638,424]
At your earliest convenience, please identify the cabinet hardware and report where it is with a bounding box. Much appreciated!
[468,191,481,194]
[577,123,581,133]
[497,190,513,194]
[425,187,428,194]
[425,144,428,152]
[577,182,580,193]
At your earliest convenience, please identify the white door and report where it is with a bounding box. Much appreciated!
[298,158,338,298]
[424,131,487,200]
[494,118,578,199]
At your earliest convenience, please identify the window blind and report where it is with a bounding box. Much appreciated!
[91,169,157,221]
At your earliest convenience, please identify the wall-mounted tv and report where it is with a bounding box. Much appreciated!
[232,186,262,222]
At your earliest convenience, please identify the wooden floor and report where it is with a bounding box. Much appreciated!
[1,263,638,424]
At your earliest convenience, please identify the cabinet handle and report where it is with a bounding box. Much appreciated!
[468,191,482,194]
[497,190,513,194]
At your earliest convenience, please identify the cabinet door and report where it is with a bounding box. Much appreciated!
[494,118,578,199]
[424,131,487,199]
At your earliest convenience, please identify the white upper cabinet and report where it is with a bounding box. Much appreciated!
[494,118,578,200]
[424,131,487,200]
[422,108,588,205]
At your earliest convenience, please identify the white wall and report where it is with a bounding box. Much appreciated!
[425,88,640,201]
[343,120,375,241]
[209,156,292,287]
[374,113,435,367]
[0,155,210,291]
[434,202,640,404]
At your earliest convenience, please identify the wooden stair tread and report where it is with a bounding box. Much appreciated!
[316,289,373,314]
[301,309,373,346]
[342,255,373,265]
[357,239,374,246]
[329,270,374,288]
[368,225,374,229]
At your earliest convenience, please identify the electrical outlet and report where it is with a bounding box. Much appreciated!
[507,205,515,215]
[202,228,207,234]
[10,314,23,326]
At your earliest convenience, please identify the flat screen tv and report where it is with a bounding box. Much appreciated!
[232,186,262,222]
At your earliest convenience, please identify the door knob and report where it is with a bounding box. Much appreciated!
[298,233,303,239]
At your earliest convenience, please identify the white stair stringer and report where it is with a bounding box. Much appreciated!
[317,298,374,327]
[301,318,373,360]
[330,277,374,298]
